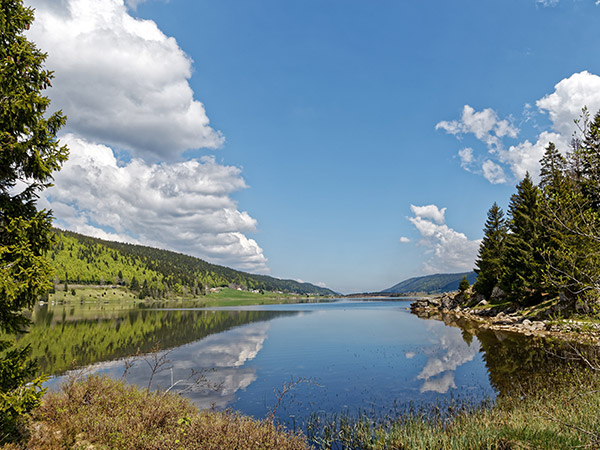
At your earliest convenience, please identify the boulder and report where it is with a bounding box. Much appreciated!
[410,299,429,309]
[441,295,457,310]
[428,297,442,308]
[489,286,506,302]
[532,321,546,331]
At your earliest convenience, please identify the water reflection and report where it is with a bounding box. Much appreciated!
[125,322,272,409]
[48,321,272,410]
[412,309,593,396]
[34,299,593,428]
[24,302,294,376]
[420,372,458,394]
[416,322,481,393]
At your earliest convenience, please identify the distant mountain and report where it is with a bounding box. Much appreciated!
[381,271,477,294]
[49,229,337,296]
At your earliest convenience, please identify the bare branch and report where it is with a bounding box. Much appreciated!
[268,376,322,423]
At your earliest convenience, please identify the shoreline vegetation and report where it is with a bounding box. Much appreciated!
[44,285,335,309]
[411,288,600,345]
[6,366,600,450]
[4,294,599,449]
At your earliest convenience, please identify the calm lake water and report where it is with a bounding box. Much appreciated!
[27,299,564,426]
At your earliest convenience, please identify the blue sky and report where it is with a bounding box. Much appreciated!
[27,0,600,293]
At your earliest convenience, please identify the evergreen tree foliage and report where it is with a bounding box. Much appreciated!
[539,112,600,309]
[578,109,600,208]
[0,0,68,441]
[458,275,469,293]
[478,109,600,311]
[500,173,545,304]
[473,202,507,299]
[539,142,566,195]
[50,229,336,296]
[541,186,600,308]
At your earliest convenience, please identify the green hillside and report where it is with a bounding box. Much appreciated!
[48,229,336,298]
[381,271,477,294]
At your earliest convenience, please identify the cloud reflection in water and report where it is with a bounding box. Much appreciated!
[415,322,481,393]
[51,321,271,410]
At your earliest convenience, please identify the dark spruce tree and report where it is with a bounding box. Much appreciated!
[578,109,600,209]
[500,173,545,305]
[473,202,507,299]
[537,141,568,302]
[540,112,600,309]
[458,275,470,293]
[0,0,68,441]
[539,142,566,195]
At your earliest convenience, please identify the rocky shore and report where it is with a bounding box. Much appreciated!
[411,291,600,344]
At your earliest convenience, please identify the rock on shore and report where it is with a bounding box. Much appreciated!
[411,291,600,344]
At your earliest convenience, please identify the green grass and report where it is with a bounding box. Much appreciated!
[201,287,318,304]
[49,285,136,303]
[48,286,328,308]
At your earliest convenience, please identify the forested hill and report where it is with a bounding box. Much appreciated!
[382,272,477,294]
[49,229,336,297]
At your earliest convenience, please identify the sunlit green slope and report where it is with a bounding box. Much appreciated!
[49,229,336,297]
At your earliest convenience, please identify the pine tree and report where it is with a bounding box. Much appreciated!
[579,110,600,208]
[458,275,470,293]
[539,142,566,195]
[538,141,569,301]
[541,114,600,308]
[473,202,507,299]
[500,173,545,304]
[0,0,68,441]
[130,276,140,291]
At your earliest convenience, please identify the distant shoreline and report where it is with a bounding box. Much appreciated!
[343,292,432,299]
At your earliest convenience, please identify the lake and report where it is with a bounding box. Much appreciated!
[27,298,566,428]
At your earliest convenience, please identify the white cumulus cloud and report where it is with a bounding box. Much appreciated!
[25,0,269,273]
[536,71,600,138]
[481,160,506,184]
[498,131,567,183]
[537,0,600,5]
[436,105,518,149]
[438,71,600,184]
[410,204,446,225]
[536,0,559,6]
[458,147,475,170]
[27,0,224,160]
[42,134,268,272]
[407,205,480,274]
[125,0,149,10]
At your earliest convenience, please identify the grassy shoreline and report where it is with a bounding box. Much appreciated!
[6,364,600,449]
[8,294,600,449]
[47,286,335,308]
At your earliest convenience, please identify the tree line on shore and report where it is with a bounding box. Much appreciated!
[50,229,335,299]
[473,107,600,313]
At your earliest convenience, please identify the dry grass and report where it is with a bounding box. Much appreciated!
[5,366,600,449]
[9,375,310,450]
